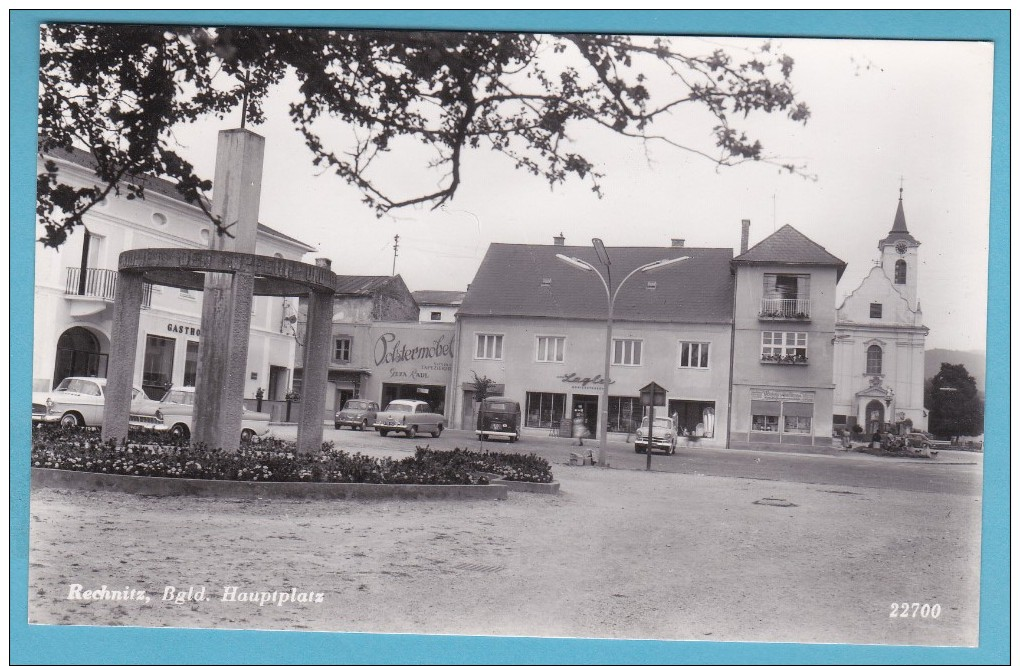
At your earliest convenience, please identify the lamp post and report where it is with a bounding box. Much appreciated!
[556,242,688,467]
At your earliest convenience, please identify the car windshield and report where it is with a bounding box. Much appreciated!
[55,378,102,396]
[639,417,674,430]
[345,401,369,410]
[162,390,195,406]
[484,403,509,412]
[385,403,413,412]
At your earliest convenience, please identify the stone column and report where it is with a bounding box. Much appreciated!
[296,289,334,454]
[101,271,146,444]
[193,129,265,451]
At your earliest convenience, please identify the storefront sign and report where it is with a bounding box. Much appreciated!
[374,332,454,366]
[556,372,615,389]
[751,389,813,402]
[167,323,200,336]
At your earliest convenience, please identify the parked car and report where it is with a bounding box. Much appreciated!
[374,399,445,438]
[476,397,522,442]
[634,415,678,455]
[903,432,934,455]
[334,399,380,431]
[32,377,158,429]
[129,386,271,443]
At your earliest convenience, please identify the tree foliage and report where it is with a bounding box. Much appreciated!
[471,370,495,403]
[37,23,811,247]
[924,362,984,440]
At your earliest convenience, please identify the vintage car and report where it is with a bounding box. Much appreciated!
[634,415,678,455]
[32,377,159,429]
[374,399,445,438]
[129,386,272,443]
[476,397,522,442]
[334,399,380,431]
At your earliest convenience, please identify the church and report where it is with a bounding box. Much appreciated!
[832,190,929,435]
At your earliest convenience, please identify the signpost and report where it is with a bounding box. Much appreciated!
[639,382,668,471]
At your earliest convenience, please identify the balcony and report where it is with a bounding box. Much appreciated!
[759,298,810,320]
[760,354,809,365]
[65,267,152,316]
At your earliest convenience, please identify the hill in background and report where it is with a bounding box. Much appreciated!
[925,348,987,390]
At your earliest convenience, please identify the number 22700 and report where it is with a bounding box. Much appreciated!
[890,603,941,618]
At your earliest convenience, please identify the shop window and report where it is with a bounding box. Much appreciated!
[525,392,566,429]
[608,396,643,433]
[334,337,352,364]
[669,400,716,437]
[141,335,175,399]
[761,331,807,362]
[870,303,883,319]
[612,339,642,366]
[752,415,779,432]
[679,341,709,368]
[475,333,504,360]
[536,336,565,363]
[866,345,883,375]
[183,341,199,386]
[784,415,812,433]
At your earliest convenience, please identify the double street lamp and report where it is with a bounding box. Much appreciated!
[556,240,689,467]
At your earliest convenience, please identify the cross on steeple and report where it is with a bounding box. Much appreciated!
[898,176,905,201]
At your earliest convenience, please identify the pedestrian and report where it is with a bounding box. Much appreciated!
[572,407,586,446]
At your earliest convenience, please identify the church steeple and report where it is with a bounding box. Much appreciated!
[879,185,919,249]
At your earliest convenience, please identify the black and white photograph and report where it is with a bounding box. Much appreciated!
[15,11,1003,663]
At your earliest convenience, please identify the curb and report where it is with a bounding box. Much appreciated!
[31,468,508,501]
[490,479,560,494]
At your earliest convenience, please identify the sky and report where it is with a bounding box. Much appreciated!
[156,33,993,353]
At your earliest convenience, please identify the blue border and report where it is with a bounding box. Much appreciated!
[11,10,1008,665]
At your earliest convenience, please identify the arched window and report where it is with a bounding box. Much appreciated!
[894,260,907,285]
[866,345,883,375]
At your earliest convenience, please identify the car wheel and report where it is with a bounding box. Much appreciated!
[59,412,82,430]
[170,423,190,439]
[634,444,643,454]
[334,423,341,430]
[406,426,418,439]
[378,429,388,437]
[669,443,676,455]
[241,429,256,444]
[431,424,443,439]
[361,420,368,431]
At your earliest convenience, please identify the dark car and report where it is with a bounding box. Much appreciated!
[335,399,380,431]
[476,397,522,442]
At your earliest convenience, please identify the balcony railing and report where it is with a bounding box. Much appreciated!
[759,298,810,319]
[760,354,809,365]
[65,267,152,308]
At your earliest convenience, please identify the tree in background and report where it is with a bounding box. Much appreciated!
[924,363,984,441]
[37,24,811,248]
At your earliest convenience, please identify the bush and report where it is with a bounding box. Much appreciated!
[30,431,554,485]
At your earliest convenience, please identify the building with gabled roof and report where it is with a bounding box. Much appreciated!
[413,290,467,323]
[451,236,735,444]
[833,190,928,435]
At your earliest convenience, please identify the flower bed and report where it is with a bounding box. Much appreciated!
[30,431,554,485]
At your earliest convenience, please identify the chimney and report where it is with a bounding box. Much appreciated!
[315,257,332,270]
[740,219,750,255]
[671,238,685,248]
[553,232,565,246]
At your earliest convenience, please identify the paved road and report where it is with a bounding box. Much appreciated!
[274,425,983,497]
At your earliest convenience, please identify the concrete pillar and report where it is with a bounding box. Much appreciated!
[296,289,334,454]
[101,271,146,444]
[193,129,265,451]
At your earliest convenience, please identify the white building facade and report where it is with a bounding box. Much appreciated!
[832,193,928,434]
[33,148,315,401]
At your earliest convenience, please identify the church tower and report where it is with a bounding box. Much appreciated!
[877,187,921,309]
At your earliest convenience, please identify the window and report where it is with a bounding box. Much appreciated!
[762,274,811,318]
[608,396,643,433]
[183,341,199,386]
[612,339,642,366]
[525,392,566,429]
[894,260,907,285]
[142,335,175,398]
[430,311,442,321]
[870,303,883,319]
[866,345,883,375]
[784,415,812,433]
[536,336,565,363]
[761,332,807,360]
[752,415,779,432]
[679,342,710,368]
[334,337,352,364]
[475,334,504,360]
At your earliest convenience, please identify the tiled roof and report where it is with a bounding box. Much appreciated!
[733,224,846,280]
[412,290,466,306]
[334,275,405,296]
[458,244,734,324]
[42,145,316,252]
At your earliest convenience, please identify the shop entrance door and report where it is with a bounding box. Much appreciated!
[571,394,599,439]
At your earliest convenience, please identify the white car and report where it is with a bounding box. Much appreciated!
[374,399,445,438]
[634,416,678,455]
[130,386,272,443]
[32,377,158,429]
